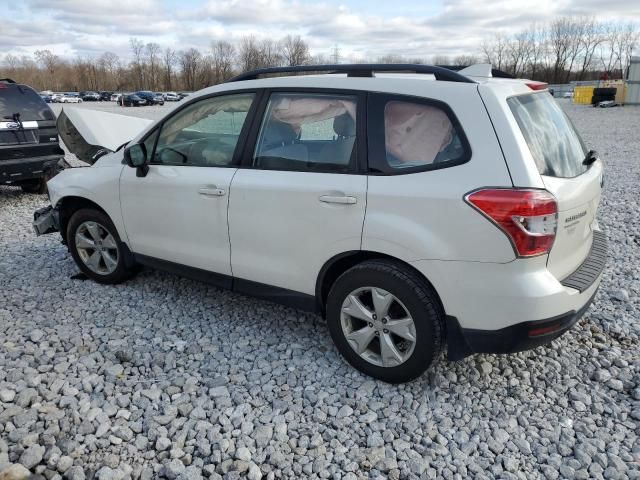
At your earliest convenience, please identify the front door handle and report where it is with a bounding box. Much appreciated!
[198,186,226,197]
[319,195,357,205]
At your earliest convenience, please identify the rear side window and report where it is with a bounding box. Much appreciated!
[368,93,470,174]
[0,84,54,121]
[508,93,587,178]
[253,92,358,173]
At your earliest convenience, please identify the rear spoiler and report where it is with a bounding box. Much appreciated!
[57,108,152,164]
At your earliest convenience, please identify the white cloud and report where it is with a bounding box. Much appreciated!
[3,0,639,62]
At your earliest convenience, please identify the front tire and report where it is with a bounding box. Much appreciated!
[326,260,444,383]
[67,209,136,284]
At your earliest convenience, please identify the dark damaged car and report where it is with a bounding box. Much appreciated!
[0,78,66,193]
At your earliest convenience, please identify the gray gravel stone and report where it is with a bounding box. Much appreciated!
[64,466,85,480]
[163,460,185,480]
[19,444,45,469]
[156,438,172,452]
[0,464,31,480]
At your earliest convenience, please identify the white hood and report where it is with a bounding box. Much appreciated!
[58,108,152,164]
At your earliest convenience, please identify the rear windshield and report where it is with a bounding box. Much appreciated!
[0,84,55,121]
[508,93,587,178]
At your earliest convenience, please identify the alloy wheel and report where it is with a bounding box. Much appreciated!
[340,287,417,367]
[75,221,119,275]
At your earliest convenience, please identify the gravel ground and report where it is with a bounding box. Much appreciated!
[1,101,639,480]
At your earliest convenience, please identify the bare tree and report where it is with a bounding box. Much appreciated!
[431,55,451,65]
[453,54,479,66]
[211,40,235,83]
[481,34,508,70]
[130,38,145,89]
[577,18,603,80]
[145,42,161,90]
[614,22,640,78]
[238,36,261,72]
[162,48,176,91]
[180,48,202,91]
[280,35,310,66]
[97,51,121,90]
[259,39,282,68]
[35,49,60,90]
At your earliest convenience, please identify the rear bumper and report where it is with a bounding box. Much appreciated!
[0,155,64,184]
[446,288,598,359]
[410,230,607,360]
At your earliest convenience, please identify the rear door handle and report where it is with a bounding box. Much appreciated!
[198,186,226,197]
[319,195,357,205]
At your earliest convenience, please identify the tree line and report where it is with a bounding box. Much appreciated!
[1,17,638,92]
[479,18,638,83]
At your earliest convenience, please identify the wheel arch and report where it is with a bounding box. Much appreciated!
[56,196,110,244]
[316,250,446,319]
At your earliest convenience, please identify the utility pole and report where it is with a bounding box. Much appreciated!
[331,45,341,64]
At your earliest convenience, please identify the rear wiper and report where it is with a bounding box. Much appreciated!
[582,149,598,166]
[2,112,25,144]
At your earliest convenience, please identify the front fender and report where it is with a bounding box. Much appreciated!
[48,162,127,243]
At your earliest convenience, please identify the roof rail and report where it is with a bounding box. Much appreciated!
[227,64,476,84]
[0,78,17,84]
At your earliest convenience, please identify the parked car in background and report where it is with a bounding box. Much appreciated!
[40,94,53,103]
[135,91,161,105]
[59,94,83,103]
[80,91,100,101]
[40,90,54,97]
[50,93,64,103]
[153,93,165,105]
[33,63,606,383]
[164,92,180,101]
[100,91,114,101]
[110,93,122,102]
[119,94,146,107]
[0,78,65,193]
[178,92,190,99]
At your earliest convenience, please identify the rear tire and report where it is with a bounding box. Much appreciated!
[67,209,136,284]
[326,259,444,383]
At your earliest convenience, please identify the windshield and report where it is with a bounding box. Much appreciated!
[0,84,55,121]
[508,92,587,178]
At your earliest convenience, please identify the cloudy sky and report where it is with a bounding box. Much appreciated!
[4,0,640,61]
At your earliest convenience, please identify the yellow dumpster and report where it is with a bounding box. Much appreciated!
[573,86,594,105]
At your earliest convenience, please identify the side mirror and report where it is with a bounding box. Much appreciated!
[124,143,149,177]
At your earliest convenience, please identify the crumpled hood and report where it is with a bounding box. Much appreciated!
[57,108,152,164]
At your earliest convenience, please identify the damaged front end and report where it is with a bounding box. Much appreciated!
[57,108,152,164]
[33,205,59,236]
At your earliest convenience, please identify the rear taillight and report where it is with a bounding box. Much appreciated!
[466,188,557,257]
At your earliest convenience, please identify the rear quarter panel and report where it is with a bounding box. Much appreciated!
[363,84,515,263]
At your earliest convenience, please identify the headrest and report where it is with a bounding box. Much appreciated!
[262,120,297,147]
[333,114,356,137]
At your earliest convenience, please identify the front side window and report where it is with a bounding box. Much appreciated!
[153,93,254,167]
[253,93,358,172]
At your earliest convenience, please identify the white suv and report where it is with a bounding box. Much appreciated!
[34,64,606,383]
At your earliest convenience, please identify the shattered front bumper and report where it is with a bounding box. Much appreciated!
[33,205,60,236]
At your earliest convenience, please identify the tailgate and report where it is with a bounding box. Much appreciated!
[543,161,603,280]
[504,91,604,281]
